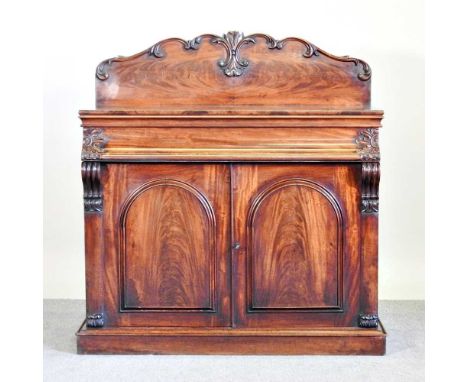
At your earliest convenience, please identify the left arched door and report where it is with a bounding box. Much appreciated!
[102,164,231,327]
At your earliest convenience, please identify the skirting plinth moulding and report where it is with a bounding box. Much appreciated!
[356,128,380,214]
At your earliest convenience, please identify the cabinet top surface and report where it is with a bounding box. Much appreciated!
[91,31,378,111]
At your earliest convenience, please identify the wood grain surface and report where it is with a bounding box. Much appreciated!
[79,33,384,354]
[232,164,360,328]
[101,164,231,327]
[121,180,215,310]
[94,33,371,109]
[248,179,341,309]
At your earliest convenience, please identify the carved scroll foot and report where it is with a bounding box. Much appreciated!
[86,313,104,328]
[359,314,379,328]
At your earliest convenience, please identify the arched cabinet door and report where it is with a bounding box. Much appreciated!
[232,164,361,328]
[102,164,230,327]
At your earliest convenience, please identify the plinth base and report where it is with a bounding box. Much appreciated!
[76,320,386,355]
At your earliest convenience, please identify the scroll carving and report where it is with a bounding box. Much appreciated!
[359,314,379,328]
[86,313,104,328]
[81,162,103,213]
[96,59,113,81]
[96,31,371,80]
[82,128,108,160]
[356,128,380,161]
[361,162,380,214]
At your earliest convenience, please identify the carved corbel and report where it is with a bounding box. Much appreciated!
[361,162,380,213]
[356,128,380,214]
[81,161,103,213]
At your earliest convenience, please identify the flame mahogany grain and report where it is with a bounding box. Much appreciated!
[95,33,371,109]
[78,32,385,355]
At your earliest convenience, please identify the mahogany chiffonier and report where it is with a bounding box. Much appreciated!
[76,31,385,355]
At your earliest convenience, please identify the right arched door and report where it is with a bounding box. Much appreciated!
[232,164,361,328]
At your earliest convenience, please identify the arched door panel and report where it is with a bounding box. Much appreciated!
[232,164,360,328]
[121,180,215,311]
[101,164,230,327]
[248,179,343,311]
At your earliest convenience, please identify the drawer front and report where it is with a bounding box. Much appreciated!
[82,126,368,162]
[231,164,361,328]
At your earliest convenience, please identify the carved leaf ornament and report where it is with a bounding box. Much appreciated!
[82,128,108,160]
[356,128,380,160]
[96,31,371,80]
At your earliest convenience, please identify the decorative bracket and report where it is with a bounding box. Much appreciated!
[361,162,380,213]
[359,314,379,328]
[96,31,371,80]
[356,128,380,161]
[86,313,104,328]
[81,162,103,213]
[82,128,108,160]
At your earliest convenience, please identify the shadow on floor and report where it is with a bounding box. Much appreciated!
[44,299,85,354]
[43,300,425,356]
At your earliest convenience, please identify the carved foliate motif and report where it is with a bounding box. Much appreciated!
[82,128,108,160]
[150,36,202,58]
[96,59,113,81]
[356,128,380,160]
[212,32,256,76]
[86,313,104,328]
[361,162,380,214]
[81,162,103,213]
[359,314,379,328]
[96,31,371,80]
